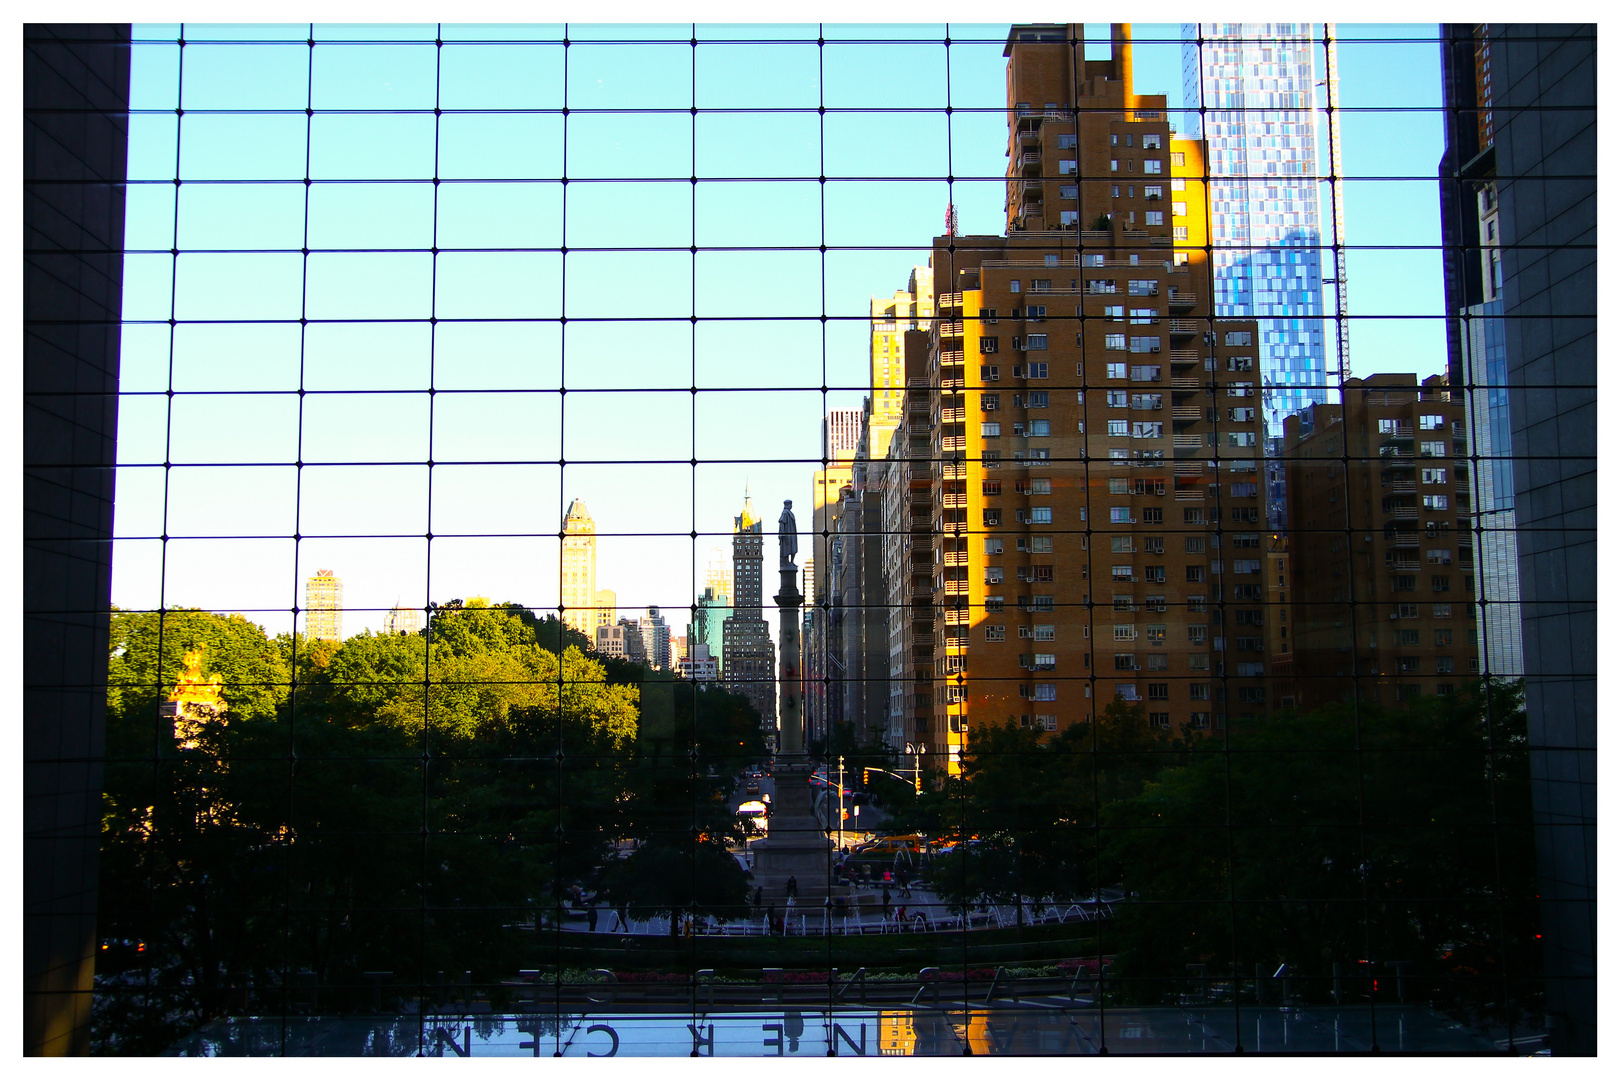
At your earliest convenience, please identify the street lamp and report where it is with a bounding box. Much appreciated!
[904,743,922,794]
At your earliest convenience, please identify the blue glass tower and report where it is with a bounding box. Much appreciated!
[1182,23,1339,445]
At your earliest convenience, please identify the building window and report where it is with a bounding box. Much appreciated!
[981,422,1001,437]
[1104,333,1126,350]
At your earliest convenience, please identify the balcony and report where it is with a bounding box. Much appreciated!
[1167,319,1201,336]
[1384,479,1416,494]
[938,320,965,337]
[1168,290,1196,309]
[940,435,965,451]
[1171,406,1202,422]
[1018,152,1042,171]
[1170,377,1203,392]
[938,349,964,364]
[1386,506,1419,520]
[943,550,967,565]
[940,407,964,422]
[1169,348,1200,365]
[938,291,964,309]
[941,493,966,508]
[1173,434,1204,449]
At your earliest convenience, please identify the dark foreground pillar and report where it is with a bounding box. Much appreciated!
[24,22,131,1056]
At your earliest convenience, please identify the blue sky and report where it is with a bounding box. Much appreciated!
[114,22,1449,637]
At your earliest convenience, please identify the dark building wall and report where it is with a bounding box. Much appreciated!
[23,23,131,1055]
[1490,23,1597,1058]
[1438,24,1487,389]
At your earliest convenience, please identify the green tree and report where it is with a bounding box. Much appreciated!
[98,608,296,1052]
[597,681,767,930]
[1098,682,1539,1022]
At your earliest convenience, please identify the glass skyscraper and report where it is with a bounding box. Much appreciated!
[1181,24,1340,445]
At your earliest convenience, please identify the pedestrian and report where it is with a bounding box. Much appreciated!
[587,904,599,932]
[786,875,797,899]
[896,905,906,925]
[882,888,892,918]
[899,867,912,899]
[753,885,763,909]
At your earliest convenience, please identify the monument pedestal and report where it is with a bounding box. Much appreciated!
[751,759,838,905]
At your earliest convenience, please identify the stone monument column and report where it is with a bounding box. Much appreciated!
[749,499,836,907]
[775,500,804,756]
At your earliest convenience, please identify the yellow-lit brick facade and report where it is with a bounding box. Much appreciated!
[921,25,1269,770]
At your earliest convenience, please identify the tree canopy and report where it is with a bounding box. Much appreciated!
[95,604,761,1052]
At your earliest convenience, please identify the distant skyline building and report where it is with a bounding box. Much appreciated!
[594,588,616,631]
[868,265,936,461]
[721,491,777,731]
[560,497,598,638]
[382,602,421,636]
[304,569,343,642]
[638,606,671,671]
[823,408,864,463]
[689,584,729,670]
[615,616,647,664]
[594,622,629,659]
[1182,22,1340,443]
[678,642,720,682]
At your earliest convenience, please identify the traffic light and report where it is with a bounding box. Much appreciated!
[862,768,871,785]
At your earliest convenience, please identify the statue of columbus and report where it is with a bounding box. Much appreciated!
[778,499,798,567]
